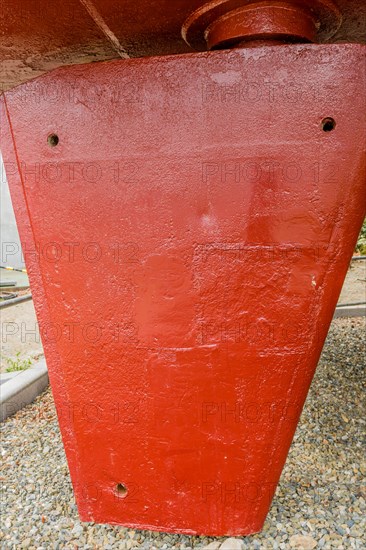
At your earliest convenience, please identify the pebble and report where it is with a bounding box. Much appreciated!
[289,534,317,549]
[219,538,244,549]
[1,318,365,548]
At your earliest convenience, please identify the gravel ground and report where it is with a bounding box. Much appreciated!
[1,317,365,549]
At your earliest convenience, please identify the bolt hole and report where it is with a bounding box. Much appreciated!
[321,118,336,132]
[115,483,128,498]
[47,133,59,147]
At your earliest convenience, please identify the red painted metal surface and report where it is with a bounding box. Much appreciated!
[1,43,365,535]
[1,0,366,91]
[183,0,342,50]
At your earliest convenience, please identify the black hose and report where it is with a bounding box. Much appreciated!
[0,294,32,309]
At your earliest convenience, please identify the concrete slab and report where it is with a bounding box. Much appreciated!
[0,358,48,422]
[334,305,366,318]
[0,370,21,385]
[0,299,43,373]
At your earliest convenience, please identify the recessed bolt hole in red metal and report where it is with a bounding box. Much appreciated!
[47,133,59,147]
[321,117,337,131]
[115,484,129,499]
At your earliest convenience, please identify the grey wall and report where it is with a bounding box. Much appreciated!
[0,153,25,269]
